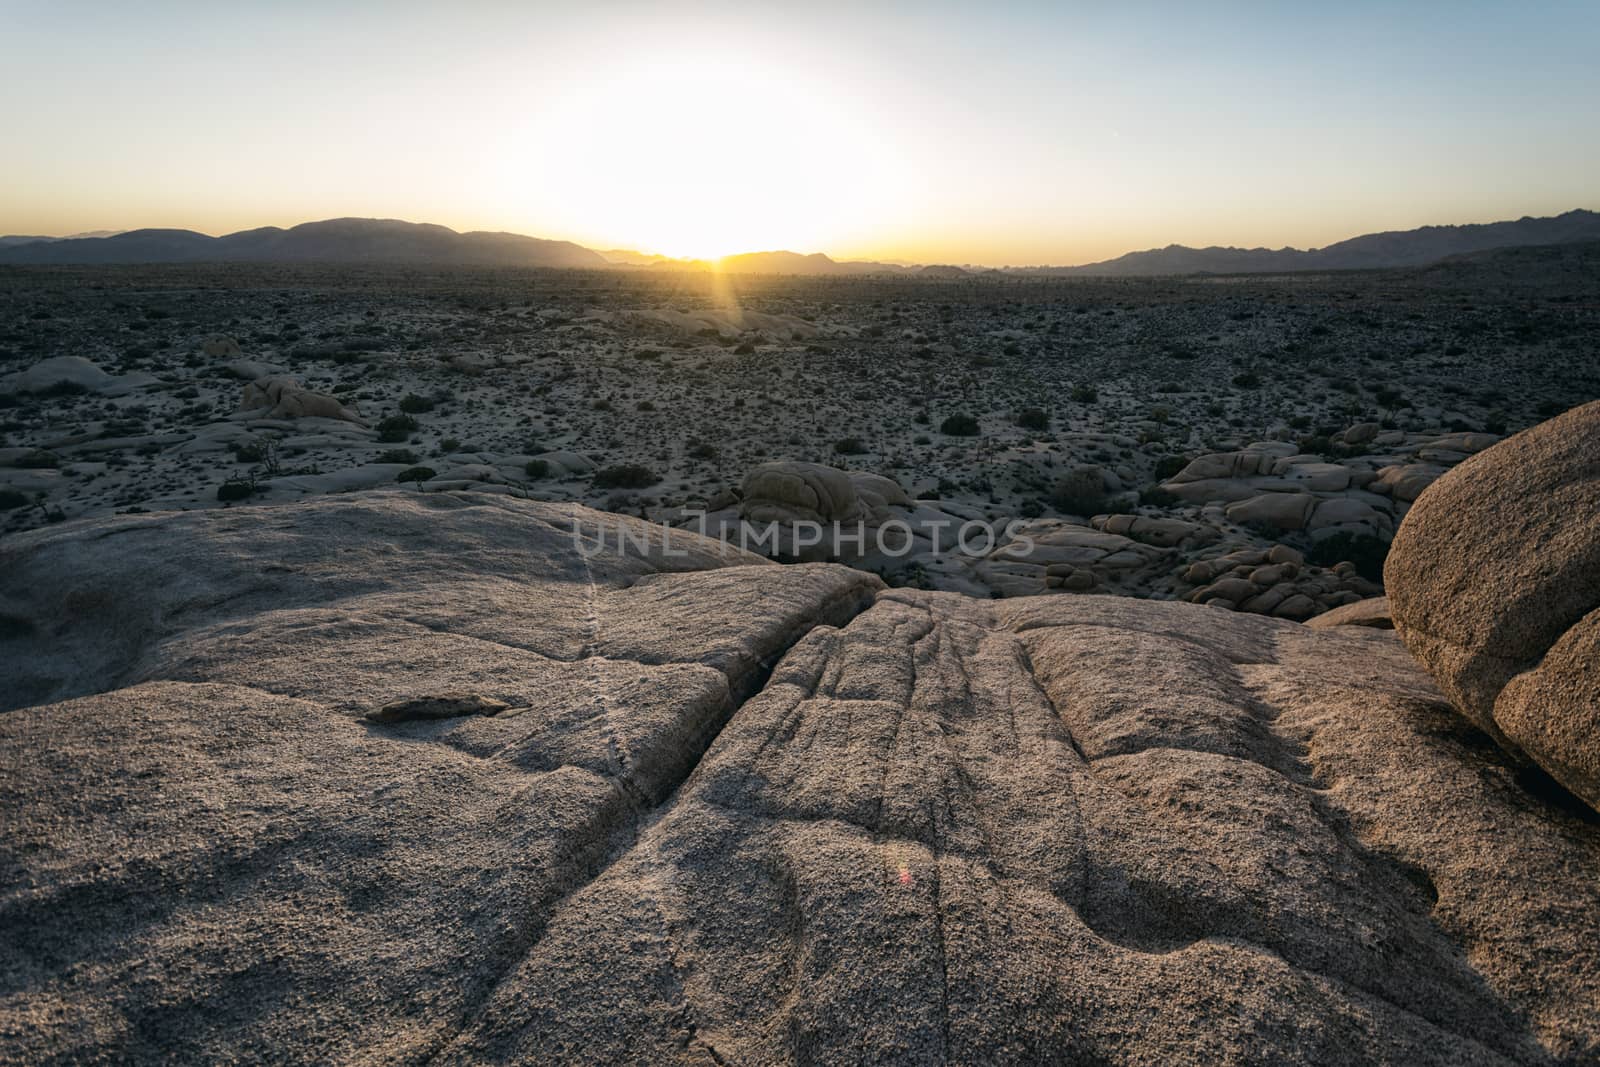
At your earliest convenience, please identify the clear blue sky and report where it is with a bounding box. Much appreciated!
[4,0,1597,263]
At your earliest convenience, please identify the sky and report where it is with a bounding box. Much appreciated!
[3,1,1598,265]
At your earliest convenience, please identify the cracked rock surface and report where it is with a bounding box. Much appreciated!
[2,490,1598,1064]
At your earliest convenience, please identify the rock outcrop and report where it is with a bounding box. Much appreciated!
[741,461,864,525]
[1387,400,1600,812]
[0,355,158,397]
[2,489,1599,1063]
[239,375,369,426]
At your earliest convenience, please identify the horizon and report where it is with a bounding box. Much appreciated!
[6,1,1599,265]
[7,205,1600,270]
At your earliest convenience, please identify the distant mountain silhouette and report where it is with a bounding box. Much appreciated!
[594,248,682,267]
[0,218,606,268]
[1028,210,1600,276]
[0,229,124,248]
[593,248,915,275]
[4,209,1596,275]
[713,250,909,274]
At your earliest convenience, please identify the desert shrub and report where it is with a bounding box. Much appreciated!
[396,466,436,483]
[1232,372,1262,389]
[399,393,435,414]
[1015,407,1049,431]
[14,449,59,469]
[834,437,867,455]
[40,380,89,397]
[378,448,418,464]
[687,442,718,460]
[636,400,656,411]
[940,414,980,436]
[216,476,259,502]
[593,464,659,489]
[1307,532,1390,583]
[439,437,461,453]
[1050,467,1107,516]
[1069,384,1097,403]
[524,458,550,478]
[376,413,418,443]
[0,489,28,510]
[1153,454,1189,480]
[1140,484,1180,508]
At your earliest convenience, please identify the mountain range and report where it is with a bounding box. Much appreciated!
[0,218,605,269]
[1028,209,1600,276]
[2,210,1596,275]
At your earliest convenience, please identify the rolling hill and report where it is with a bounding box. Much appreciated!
[0,218,606,268]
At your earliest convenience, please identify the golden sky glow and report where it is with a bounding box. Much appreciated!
[485,54,907,260]
[4,2,1598,266]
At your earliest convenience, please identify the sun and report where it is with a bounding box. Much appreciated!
[499,54,902,260]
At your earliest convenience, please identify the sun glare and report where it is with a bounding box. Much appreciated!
[504,55,902,260]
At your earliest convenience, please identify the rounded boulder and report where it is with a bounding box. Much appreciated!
[1386,401,1600,810]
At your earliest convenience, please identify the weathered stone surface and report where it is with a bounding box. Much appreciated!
[1388,401,1600,809]
[3,491,1599,1063]
[0,491,881,1063]
[445,593,1600,1064]
[1307,595,1393,630]
[740,461,861,525]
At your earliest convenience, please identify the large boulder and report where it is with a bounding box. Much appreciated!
[1387,401,1600,811]
[201,334,243,358]
[1091,514,1217,548]
[1372,462,1447,503]
[741,461,863,525]
[1,355,157,397]
[240,376,368,426]
[1224,491,1316,530]
[846,470,912,523]
[1169,450,1280,483]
